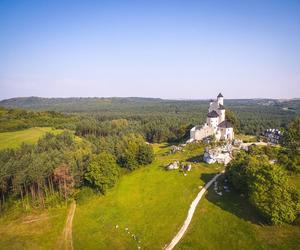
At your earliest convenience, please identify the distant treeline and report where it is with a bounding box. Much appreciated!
[1,97,299,136]
[0,107,78,132]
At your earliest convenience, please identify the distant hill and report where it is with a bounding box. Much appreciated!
[0,97,166,112]
[0,96,299,114]
[1,96,299,136]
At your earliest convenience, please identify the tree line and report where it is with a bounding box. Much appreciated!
[1,97,299,137]
[0,129,154,211]
[0,107,78,132]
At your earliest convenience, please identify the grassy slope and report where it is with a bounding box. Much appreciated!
[0,127,64,150]
[0,206,68,249]
[0,143,298,249]
[73,143,221,250]
[74,143,300,250]
[177,184,300,250]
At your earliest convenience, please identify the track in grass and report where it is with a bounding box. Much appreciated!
[165,171,224,250]
[57,201,76,250]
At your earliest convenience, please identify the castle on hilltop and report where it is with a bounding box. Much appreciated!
[189,93,234,142]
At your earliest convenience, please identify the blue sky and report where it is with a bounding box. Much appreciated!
[0,0,299,99]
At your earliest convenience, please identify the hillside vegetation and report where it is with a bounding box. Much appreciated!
[0,107,78,132]
[1,97,299,136]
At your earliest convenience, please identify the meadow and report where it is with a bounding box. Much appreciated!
[177,179,300,250]
[73,143,221,250]
[0,142,299,249]
[0,205,68,249]
[0,127,64,150]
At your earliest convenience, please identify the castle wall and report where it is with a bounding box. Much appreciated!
[207,117,219,130]
[219,109,225,123]
[191,125,214,141]
[208,101,219,113]
[219,127,234,140]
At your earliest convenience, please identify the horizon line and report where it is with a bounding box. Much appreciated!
[1,96,299,102]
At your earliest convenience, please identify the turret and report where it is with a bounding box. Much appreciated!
[217,93,223,105]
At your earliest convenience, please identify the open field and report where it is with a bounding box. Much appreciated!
[0,127,64,150]
[73,143,221,249]
[0,143,299,249]
[0,206,68,249]
[73,143,300,250]
[177,180,300,250]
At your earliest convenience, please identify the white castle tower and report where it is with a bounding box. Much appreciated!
[189,93,234,142]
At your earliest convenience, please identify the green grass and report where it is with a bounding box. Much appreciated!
[235,134,257,142]
[289,173,300,193]
[0,143,299,249]
[0,127,64,150]
[177,182,300,250]
[0,206,68,249]
[73,143,220,250]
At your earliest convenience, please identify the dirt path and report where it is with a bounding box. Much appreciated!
[165,171,224,250]
[57,201,76,250]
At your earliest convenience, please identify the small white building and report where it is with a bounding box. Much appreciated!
[189,93,234,142]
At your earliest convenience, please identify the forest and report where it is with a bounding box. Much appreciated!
[0,127,154,211]
[1,97,299,137]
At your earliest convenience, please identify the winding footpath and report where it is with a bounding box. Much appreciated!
[165,171,224,250]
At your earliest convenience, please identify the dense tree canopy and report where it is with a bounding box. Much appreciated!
[0,120,155,211]
[226,152,299,225]
[85,152,120,194]
[282,118,300,153]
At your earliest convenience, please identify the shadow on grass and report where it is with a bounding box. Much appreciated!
[186,155,203,163]
[159,143,174,149]
[200,173,265,225]
[200,172,217,183]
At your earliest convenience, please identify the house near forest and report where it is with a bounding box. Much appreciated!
[188,93,234,142]
[262,128,282,144]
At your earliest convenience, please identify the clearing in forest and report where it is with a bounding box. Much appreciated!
[0,127,64,150]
